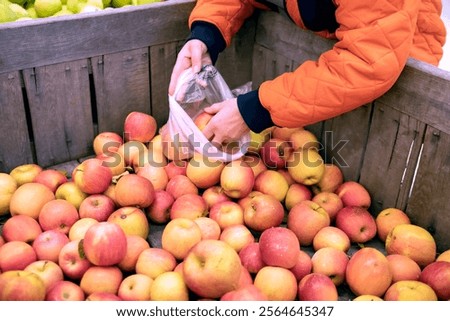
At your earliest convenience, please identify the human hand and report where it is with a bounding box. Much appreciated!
[201,98,250,147]
[168,39,212,96]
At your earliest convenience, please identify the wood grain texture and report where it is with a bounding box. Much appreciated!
[22,60,94,168]
[0,72,34,172]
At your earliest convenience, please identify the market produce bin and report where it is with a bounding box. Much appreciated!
[1,0,449,256]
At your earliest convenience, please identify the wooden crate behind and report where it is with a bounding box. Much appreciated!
[0,0,254,171]
[251,12,450,252]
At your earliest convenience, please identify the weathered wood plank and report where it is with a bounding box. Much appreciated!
[405,128,450,252]
[0,1,195,74]
[92,48,151,136]
[0,71,34,172]
[359,102,426,216]
[150,41,183,129]
[320,105,372,182]
[22,60,94,168]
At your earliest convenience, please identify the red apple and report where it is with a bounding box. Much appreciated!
[170,193,208,220]
[242,154,267,178]
[271,126,298,141]
[80,265,123,296]
[1,214,42,243]
[220,160,255,199]
[386,254,422,282]
[219,224,255,253]
[135,247,177,279]
[83,222,128,266]
[311,163,344,194]
[93,131,123,156]
[0,270,46,301]
[253,169,289,202]
[345,247,392,297]
[161,217,202,260]
[69,217,99,241]
[298,272,338,301]
[114,173,155,208]
[165,174,198,199]
[260,138,293,169]
[335,206,377,243]
[72,158,113,194]
[284,183,313,211]
[86,292,123,301]
[259,226,300,269]
[136,163,169,191]
[193,111,213,131]
[289,250,312,282]
[118,273,153,301]
[335,181,371,208]
[146,190,174,224]
[164,160,188,180]
[183,240,242,299]
[38,199,79,234]
[375,207,411,242]
[289,128,319,151]
[209,200,244,230]
[201,185,231,209]
[194,217,222,240]
[311,191,343,222]
[243,193,285,232]
[9,163,43,186]
[0,240,37,271]
[32,229,70,262]
[123,111,157,143]
[385,224,436,268]
[221,284,268,301]
[287,200,330,246]
[46,280,85,301]
[118,235,150,272]
[107,206,150,239]
[254,266,298,301]
[312,226,351,252]
[58,240,92,280]
[79,194,116,222]
[186,152,225,189]
[239,242,266,274]
[419,261,450,300]
[9,182,55,219]
[24,260,64,293]
[311,247,349,286]
[32,169,68,193]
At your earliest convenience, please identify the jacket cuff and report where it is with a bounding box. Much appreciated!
[237,89,275,133]
[188,21,227,65]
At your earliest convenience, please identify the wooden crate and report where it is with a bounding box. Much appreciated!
[1,2,449,254]
[0,0,254,172]
[251,12,450,252]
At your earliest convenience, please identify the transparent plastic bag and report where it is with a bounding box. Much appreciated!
[164,65,250,162]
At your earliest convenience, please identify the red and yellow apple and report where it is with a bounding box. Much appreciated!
[146,190,174,224]
[9,182,55,219]
[80,265,123,296]
[72,158,113,194]
[135,247,177,279]
[284,183,313,211]
[386,254,422,282]
[46,280,85,301]
[0,173,18,216]
[1,214,42,243]
[220,160,255,199]
[150,271,189,301]
[311,247,349,286]
[170,193,208,220]
[287,148,325,186]
[384,280,437,301]
[254,266,298,301]
[253,169,289,202]
[219,224,255,253]
[0,270,46,301]
[209,200,244,230]
[375,207,411,242]
[38,199,79,234]
[58,239,92,280]
[186,152,225,189]
[114,173,155,208]
[161,217,202,260]
[335,180,371,209]
[258,226,300,269]
[118,235,150,272]
[123,111,157,143]
[107,206,150,239]
[32,229,70,262]
[118,273,153,301]
[78,194,116,222]
[243,193,285,232]
[298,272,338,301]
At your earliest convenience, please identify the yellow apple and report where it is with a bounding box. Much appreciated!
[0,270,46,301]
[107,206,150,239]
[384,280,438,301]
[161,217,202,260]
[254,266,298,301]
[118,273,153,301]
[253,169,289,202]
[186,152,225,189]
[9,163,43,186]
[375,207,411,242]
[150,271,189,301]
[0,173,17,216]
[55,181,88,210]
[289,128,320,150]
[287,148,325,185]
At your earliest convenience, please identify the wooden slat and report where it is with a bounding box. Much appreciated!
[23,60,94,168]
[0,71,34,172]
[406,128,450,252]
[320,105,372,182]
[92,48,151,136]
[359,102,426,216]
[149,41,182,129]
[0,1,195,74]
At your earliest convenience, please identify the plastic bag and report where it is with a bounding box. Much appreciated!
[163,65,250,162]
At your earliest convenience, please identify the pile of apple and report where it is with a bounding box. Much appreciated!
[0,110,449,302]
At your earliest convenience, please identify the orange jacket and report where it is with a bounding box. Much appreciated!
[188,0,446,129]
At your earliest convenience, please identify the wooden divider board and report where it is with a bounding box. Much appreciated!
[0,72,33,172]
